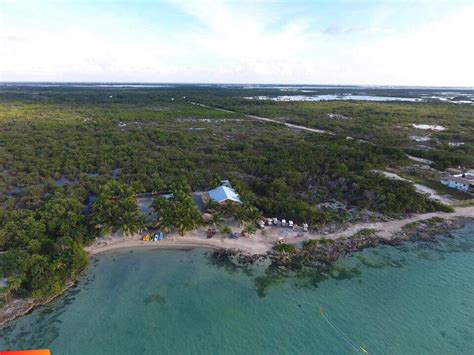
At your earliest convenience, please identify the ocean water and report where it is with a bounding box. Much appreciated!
[1,223,474,354]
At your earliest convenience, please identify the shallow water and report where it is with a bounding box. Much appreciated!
[1,223,474,354]
[244,94,474,104]
[245,94,421,102]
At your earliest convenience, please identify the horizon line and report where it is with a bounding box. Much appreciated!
[1,81,473,90]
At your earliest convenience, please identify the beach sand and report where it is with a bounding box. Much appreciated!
[86,206,474,256]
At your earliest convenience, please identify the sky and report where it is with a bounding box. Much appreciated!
[1,0,473,86]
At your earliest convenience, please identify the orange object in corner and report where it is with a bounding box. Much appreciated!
[0,350,51,355]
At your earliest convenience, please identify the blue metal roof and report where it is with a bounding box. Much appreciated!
[208,186,242,203]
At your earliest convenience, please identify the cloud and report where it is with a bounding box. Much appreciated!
[0,0,473,86]
[323,24,394,36]
[350,4,474,86]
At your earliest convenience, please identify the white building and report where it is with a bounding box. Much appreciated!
[441,173,474,192]
[206,181,242,205]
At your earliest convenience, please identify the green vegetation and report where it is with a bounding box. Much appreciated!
[302,239,320,250]
[0,191,88,299]
[351,229,378,240]
[212,99,474,170]
[220,226,232,235]
[151,183,202,235]
[243,224,257,235]
[92,181,144,236]
[302,238,335,252]
[0,86,467,305]
[273,243,297,254]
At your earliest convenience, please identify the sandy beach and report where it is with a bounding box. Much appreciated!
[86,205,474,256]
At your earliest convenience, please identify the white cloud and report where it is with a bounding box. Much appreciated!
[349,4,474,86]
[0,0,473,86]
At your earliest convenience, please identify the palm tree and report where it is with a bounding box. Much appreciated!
[231,204,261,226]
[91,180,141,236]
[210,211,224,227]
[121,211,145,236]
[243,224,257,235]
[151,184,202,236]
[242,204,261,222]
[151,197,174,232]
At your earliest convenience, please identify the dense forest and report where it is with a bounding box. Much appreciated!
[197,97,474,171]
[0,85,468,305]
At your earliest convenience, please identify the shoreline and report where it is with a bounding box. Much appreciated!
[2,205,474,327]
[0,281,75,327]
[85,205,474,257]
[87,240,224,255]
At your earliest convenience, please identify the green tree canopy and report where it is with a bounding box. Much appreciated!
[92,180,144,236]
[151,182,202,236]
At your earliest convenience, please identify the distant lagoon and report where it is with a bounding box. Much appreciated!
[244,94,421,102]
[244,93,474,104]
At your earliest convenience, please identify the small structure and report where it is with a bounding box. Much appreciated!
[220,179,232,188]
[441,173,474,192]
[0,278,8,289]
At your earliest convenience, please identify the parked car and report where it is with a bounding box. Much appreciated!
[229,232,239,239]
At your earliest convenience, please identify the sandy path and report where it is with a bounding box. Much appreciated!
[86,206,474,256]
[293,205,474,244]
[191,102,331,135]
[246,114,331,134]
[374,170,455,205]
[406,155,433,165]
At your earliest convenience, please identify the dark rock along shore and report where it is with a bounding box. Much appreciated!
[211,217,470,272]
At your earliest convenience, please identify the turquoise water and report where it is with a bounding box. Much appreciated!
[1,223,474,354]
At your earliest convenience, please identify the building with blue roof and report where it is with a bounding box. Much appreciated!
[208,185,242,205]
